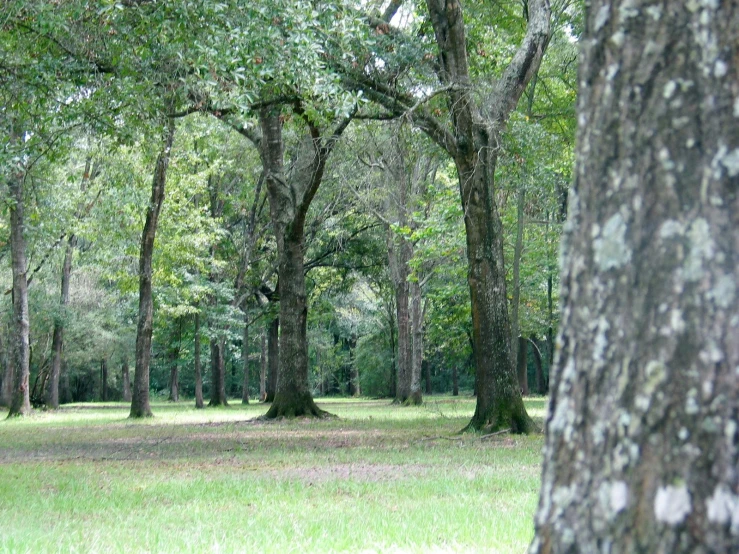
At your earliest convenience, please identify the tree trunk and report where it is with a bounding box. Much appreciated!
[389,232,412,403]
[530,335,545,396]
[100,358,108,402]
[408,279,423,405]
[7,126,31,417]
[265,317,278,402]
[209,338,228,406]
[130,119,175,418]
[348,336,360,397]
[259,108,338,419]
[193,312,204,409]
[511,187,526,369]
[46,236,74,409]
[168,318,181,402]
[452,365,459,396]
[530,3,739,552]
[0,329,13,408]
[422,0,549,432]
[121,356,131,402]
[259,330,267,402]
[516,336,528,396]
[241,312,249,404]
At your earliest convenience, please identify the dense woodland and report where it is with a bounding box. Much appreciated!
[1,0,576,426]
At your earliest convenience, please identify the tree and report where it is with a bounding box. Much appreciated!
[530,1,738,552]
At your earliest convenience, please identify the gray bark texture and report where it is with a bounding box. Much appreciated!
[265,317,278,403]
[130,119,175,418]
[7,122,31,417]
[530,2,739,552]
[46,236,74,409]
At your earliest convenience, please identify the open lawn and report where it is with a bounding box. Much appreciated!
[0,396,546,553]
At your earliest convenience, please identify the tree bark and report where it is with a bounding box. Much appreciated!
[130,119,176,418]
[259,330,267,401]
[241,312,249,404]
[7,123,31,417]
[193,312,204,409]
[422,0,549,432]
[516,335,529,396]
[389,234,412,403]
[46,236,75,409]
[121,356,131,402]
[265,317,278,403]
[100,358,108,402]
[0,328,13,408]
[209,337,228,406]
[530,335,545,395]
[259,108,343,419]
[530,2,739,552]
[408,279,423,405]
[511,187,526,369]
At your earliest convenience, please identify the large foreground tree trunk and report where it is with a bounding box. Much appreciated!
[130,119,176,418]
[530,2,739,553]
[7,128,31,417]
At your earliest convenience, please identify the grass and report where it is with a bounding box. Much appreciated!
[0,396,546,553]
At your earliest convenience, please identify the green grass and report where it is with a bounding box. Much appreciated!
[0,396,545,553]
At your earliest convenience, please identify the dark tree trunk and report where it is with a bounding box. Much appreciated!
[530,2,739,553]
[529,335,545,395]
[130,119,175,418]
[121,356,131,402]
[516,336,529,396]
[546,273,555,370]
[193,312,204,409]
[241,313,249,404]
[168,318,181,402]
[0,330,13,408]
[347,336,360,397]
[389,233,412,403]
[209,338,228,406]
[46,236,74,409]
[511,187,526,369]
[423,0,549,432]
[259,330,267,402]
[265,317,278,403]
[7,125,31,417]
[259,108,348,419]
[452,365,459,396]
[100,358,108,402]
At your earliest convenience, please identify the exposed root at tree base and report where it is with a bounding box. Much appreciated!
[460,412,534,435]
[261,396,335,420]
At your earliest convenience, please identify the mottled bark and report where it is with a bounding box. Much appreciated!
[265,317,278,402]
[7,124,31,417]
[389,231,412,403]
[530,2,739,553]
[241,313,249,404]
[193,312,204,409]
[209,338,228,406]
[121,356,131,402]
[130,119,176,418]
[408,279,423,405]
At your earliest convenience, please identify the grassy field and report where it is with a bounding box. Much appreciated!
[0,396,546,554]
